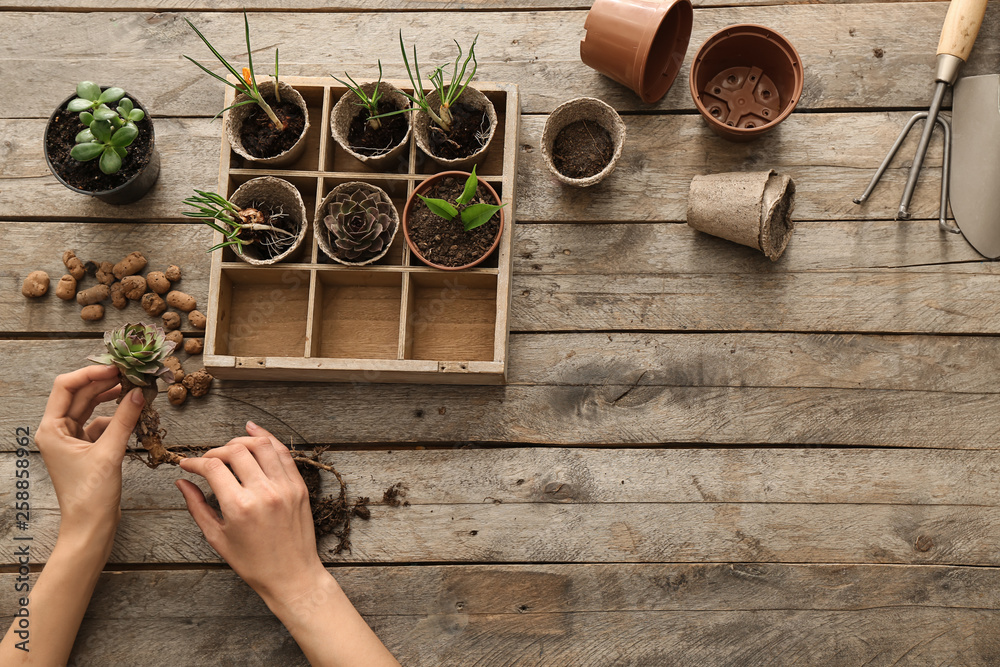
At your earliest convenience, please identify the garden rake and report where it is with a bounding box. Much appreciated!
[853,0,987,230]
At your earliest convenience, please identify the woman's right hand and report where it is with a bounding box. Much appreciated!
[174,421,327,605]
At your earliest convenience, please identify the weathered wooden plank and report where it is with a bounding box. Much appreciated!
[3,4,999,116]
[0,0,948,11]
[4,220,996,337]
[3,338,1000,448]
[5,501,1000,564]
[0,113,956,222]
[1,563,999,666]
[1,111,958,222]
[0,608,994,666]
[5,446,1000,509]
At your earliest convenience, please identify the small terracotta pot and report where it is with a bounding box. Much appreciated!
[690,25,804,141]
[315,181,400,266]
[580,0,694,104]
[43,89,160,205]
[330,81,412,169]
[541,97,627,187]
[413,87,497,171]
[228,176,308,265]
[403,171,504,271]
[226,81,310,166]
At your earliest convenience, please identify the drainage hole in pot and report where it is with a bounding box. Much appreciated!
[727,121,735,126]
[750,75,756,81]
[746,123,755,128]
[726,75,738,84]
[713,87,722,94]
[710,107,722,117]
[762,109,770,116]
[761,90,771,99]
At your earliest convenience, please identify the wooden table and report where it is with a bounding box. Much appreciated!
[4,1,1000,664]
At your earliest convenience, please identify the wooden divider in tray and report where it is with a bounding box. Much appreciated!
[203,76,519,384]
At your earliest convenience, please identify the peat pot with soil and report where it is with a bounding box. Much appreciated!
[331,64,413,169]
[44,81,161,205]
[184,176,308,265]
[542,97,627,187]
[403,168,505,270]
[185,13,310,166]
[317,181,401,266]
[399,33,498,170]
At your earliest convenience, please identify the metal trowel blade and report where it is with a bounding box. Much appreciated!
[951,74,1000,259]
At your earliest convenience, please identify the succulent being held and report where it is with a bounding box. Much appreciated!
[88,322,176,388]
[324,189,396,262]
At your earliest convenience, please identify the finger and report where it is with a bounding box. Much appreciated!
[175,479,224,543]
[179,455,243,499]
[67,376,120,423]
[243,432,288,482]
[247,420,299,481]
[43,365,118,421]
[95,388,144,456]
[74,384,122,428]
[202,440,269,487]
[83,416,113,442]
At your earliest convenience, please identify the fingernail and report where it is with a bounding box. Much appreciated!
[131,388,145,405]
[246,420,257,430]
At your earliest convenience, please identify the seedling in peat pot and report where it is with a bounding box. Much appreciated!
[417,166,505,231]
[389,32,479,133]
[184,12,285,129]
[68,81,146,174]
[183,189,296,256]
[333,61,389,131]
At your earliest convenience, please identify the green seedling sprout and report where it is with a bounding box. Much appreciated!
[332,61,387,131]
[382,32,478,133]
[416,166,505,232]
[183,189,295,255]
[67,82,146,175]
[184,12,284,129]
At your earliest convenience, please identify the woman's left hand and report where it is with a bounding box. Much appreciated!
[35,365,145,540]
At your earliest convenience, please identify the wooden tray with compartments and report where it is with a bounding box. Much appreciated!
[203,76,519,384]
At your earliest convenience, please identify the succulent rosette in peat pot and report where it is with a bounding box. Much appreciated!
[316,182,401,266]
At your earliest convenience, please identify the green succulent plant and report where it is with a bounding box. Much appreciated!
[88,323,176,389]
[416,166,505,231]
[324,189,396,262]
[68,82,146,175]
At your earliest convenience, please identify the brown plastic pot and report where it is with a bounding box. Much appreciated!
[689,24,803,141]
[43,89,160,205]
[580,0,693,104]
[403,171,504,271]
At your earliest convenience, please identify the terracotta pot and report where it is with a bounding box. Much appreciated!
[330,81,412,169]
[315,181,400,266]
[403,171,504,271]
[689,24,804,141]
[43,89,160,205]
[226,81,310,166]
[227,176,308,265]
[580,0,694,104]
[541,97,627,187]
[413,87,497,171]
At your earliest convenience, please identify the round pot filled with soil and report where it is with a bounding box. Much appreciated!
[413,88,497,171]
[690,25,803,141]
[44,88,160,205]
[403,171,505,270]
[542,97,627,187]
[331,82,412,169]
[226,80,310,166]
[227,176,308,265]
[580,0,693,104]
[316,181,400,266]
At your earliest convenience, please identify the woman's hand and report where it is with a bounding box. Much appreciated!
[175,421,326,604]
[35,365,145,541]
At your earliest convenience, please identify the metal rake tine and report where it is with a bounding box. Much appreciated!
[853,111,929,205]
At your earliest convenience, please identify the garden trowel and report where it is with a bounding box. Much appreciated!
[950,74,1000,259]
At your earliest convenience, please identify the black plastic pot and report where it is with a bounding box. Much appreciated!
[43,89,160,205]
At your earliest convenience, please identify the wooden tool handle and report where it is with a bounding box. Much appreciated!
[937,0,989,61]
